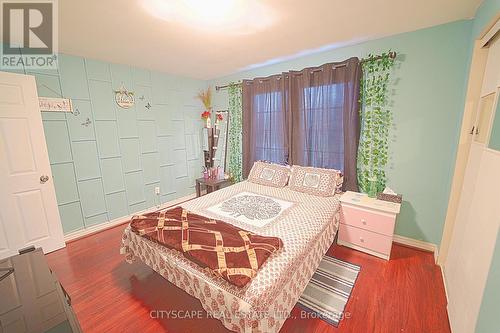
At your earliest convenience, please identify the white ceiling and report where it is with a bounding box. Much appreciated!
[56,0,481,80]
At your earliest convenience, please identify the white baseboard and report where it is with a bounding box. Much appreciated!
[440,263,449,303]
[64,193,196,242]
[392,234,439,263]
[393,235,448,305]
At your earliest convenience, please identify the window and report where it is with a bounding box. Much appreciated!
[249,84,345,170]
[301,83,344,170]
[252,91,287,164]
[242,58,360,190]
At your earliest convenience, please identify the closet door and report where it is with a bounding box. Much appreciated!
[444,31,500,333]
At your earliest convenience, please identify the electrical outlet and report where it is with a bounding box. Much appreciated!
[154,186,160,195]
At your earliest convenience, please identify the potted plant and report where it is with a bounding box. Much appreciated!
[215,112,224,128]
[201,110,211,128]
[197,87,213,128]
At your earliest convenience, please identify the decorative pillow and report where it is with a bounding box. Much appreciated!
[247,161,291,188]
[288,165,343,196]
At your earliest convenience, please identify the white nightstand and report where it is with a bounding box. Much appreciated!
[338,191,401,260]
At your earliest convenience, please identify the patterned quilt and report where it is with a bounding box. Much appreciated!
[129,206,283,287]
[121,181,340,332]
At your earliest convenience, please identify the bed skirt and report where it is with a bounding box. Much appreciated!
[120,212,339,333]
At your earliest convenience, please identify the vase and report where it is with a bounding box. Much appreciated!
[367,179,378,198]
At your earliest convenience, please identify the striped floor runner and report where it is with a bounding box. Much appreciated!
[298,255,360,327]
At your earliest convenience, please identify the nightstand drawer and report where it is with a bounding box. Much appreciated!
[338,223,393,256]
[341,205,396,236]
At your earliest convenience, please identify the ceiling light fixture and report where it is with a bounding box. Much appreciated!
[141,0,276,35]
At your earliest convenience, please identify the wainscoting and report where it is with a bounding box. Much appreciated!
[1,55,206,234]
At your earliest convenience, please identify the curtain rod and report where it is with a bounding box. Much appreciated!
[215,51,396,91]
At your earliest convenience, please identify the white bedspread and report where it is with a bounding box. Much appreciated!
[121,181,340,333]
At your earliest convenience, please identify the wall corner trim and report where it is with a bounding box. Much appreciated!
[63,193,197,243]
[393,234,449,314]
[393,234,439,263]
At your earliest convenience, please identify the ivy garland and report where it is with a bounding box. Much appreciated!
[227,82,243,183]
[357,51,396,196]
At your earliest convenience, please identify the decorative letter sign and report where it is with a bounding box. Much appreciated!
[39,97,73,112]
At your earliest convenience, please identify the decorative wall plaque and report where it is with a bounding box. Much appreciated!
[114,85,135,109]
[38,97,73,112]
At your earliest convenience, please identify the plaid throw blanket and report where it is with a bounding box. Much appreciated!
[129,206,284,287]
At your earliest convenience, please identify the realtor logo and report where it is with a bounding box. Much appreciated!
[1,0,58,69]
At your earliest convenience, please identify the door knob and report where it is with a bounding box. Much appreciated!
[40,175,49,184]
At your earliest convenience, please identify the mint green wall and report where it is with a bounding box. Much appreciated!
[489,98,500,151]
[210,20,472,245]
[1,54,206,234]
[471,0,500,38]
[477,0,500,152]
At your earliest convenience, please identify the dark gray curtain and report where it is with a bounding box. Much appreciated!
[242,74,289,178]
[289,57,361,191]
[242,57,361,191]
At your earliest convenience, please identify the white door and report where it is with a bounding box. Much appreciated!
[0,71,65,259]
[444,28,500,333]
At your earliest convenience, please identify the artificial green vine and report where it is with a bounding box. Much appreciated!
[227,82,243,183]
[357,51,396,196]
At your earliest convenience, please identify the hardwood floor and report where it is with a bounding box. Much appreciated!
[46,224,450,333]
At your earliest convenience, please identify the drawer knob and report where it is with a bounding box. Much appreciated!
[359,237,364,243]
[361,219,367,225]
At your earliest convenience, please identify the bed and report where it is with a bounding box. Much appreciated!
[120,180,341,333]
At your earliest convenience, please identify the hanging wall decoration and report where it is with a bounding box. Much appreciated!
[81,118,92,127]
[114,84,135,109]
[38,97,73,112]
[357,51,396,197]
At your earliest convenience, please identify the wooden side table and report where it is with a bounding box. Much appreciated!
[338,191,401,260]
[195,178,231,197]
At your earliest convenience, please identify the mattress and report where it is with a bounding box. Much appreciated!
[121,181,340,333]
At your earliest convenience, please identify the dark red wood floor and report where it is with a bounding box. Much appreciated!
[46,224,450,333]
